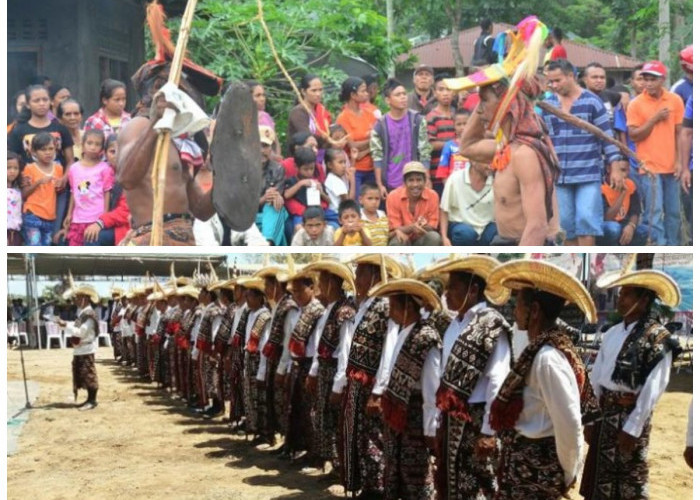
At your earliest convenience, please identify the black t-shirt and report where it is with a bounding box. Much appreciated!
[8,120,74,168]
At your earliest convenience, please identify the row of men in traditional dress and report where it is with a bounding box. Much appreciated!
[99,253,681,500]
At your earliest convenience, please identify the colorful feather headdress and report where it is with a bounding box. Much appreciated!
[132,0,222,97]
[445,16,548,132]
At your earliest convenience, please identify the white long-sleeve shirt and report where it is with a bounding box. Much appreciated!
[146,309,161,337]
[589,320,672,438]
[228,303,248,345]
[309,301,353,377]
[371,319,401,396]
[371,321,441,437]
[515,346,583,486]
[119,308,131,338]
[332,297,384,394]
[467,331,511,436]
[72,306,98,356]
[276,308,301,376]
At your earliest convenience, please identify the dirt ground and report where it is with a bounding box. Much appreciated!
[7,347,693,500]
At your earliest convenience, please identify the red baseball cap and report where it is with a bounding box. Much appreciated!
[640,61,667,78]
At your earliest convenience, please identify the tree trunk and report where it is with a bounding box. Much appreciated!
[630,23,637,59]
[387,0,395,77]
[446,0,465,76]
[658,0,670,66]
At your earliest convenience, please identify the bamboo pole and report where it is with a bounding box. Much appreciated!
[149,0,199,246]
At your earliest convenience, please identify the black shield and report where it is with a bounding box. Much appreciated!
[211,82,262,231]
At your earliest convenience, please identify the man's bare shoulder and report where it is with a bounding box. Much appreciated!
[119,116,151,141]
[510,143,540,174]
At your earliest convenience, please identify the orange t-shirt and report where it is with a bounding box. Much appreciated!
[335,105,378,172]
[22,162,64,221]
[602,179,636,222]
[386,185,440,238]
[626,89,684,174]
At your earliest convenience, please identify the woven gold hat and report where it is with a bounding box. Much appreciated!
[276,254,302,283]
[176,284,201,300]
[63,284,100,304]
[423,254,511,305]
[368,278,442,312]
[147,280,168,301]
[300,259,357,295]
[349,254,405,279]
[596,254,680,308]
[110,287,125,299]
[254,255,285,281]
[235,276,266,293]
[487,258,597,323]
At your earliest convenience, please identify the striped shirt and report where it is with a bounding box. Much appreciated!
[425,108,456,178]
[542,89,622,185]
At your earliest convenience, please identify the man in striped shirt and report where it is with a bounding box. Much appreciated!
[543,59,626,246]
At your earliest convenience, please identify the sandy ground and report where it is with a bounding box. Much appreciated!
[7,347,693,500]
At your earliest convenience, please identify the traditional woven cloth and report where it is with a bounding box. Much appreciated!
[314,299,356,465]
[497,433,564,499]
[214,303,237,401]
[196,303,223,401]
[164,306,182,389]
[436,407,497,500]
[580,390,651,500]
[384,394,436,500]
[136,306,150,377]
[152,308,169,385]
[288,298,326,358]
[437,308,512,423]
[72,354,99,392]
[341,378,385,494]
[261,294,298,362]
[425,309,454,338]
[72,308,99,394]
[381,320,442,434]
[122,215,195,246]
[490,325,599,432]
[230,309,250,423]
[317,297,356,359]
[314,358,340,464]
[436,308,511,500]
[262,298,297,435]
[243,309,271,434]
[346,297,391,387]
[610,316,676,390]
[286,358,314,453]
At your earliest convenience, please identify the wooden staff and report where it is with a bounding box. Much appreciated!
[149,0,199,246]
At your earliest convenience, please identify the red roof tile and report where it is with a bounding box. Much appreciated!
[401,23,641,70]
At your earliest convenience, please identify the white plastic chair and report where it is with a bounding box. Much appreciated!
[97,320,111,347]
[8,322,29,346]
[46,321,65,349]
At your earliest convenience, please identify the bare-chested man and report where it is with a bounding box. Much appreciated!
[117,62,219,246]
[461,79,560,245]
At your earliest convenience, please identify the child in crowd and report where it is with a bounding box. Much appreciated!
[425,74,456,196]
[7,152,23,245]
[284,146,332,233]
[359,183,389,245]
[290,206,335,246]
[82,134,131,246]
[60,130,115,246]
[436,109,471,180]
[21,132,64,246]
[324,148,356,213]
[599,162,648,245]
[334,199,371,246]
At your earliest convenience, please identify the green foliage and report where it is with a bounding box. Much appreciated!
[156,0,410,146]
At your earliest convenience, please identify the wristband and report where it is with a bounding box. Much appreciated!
[96,219,105,229]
